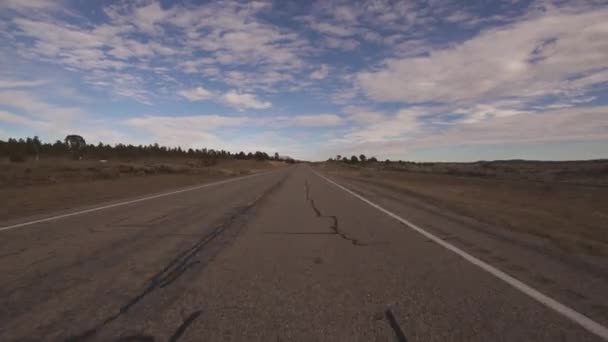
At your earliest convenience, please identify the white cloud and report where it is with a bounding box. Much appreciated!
[343,106,386,123]
[178,87,214,101]
[290,114,343,127]
[131,2,168,34]
[323,36,360,50]
[339,108,422,143]
[7,1,312,102]
[0,90,85,121]
[414,105,608,147]
[126,114,251,148]
[331,88,359,105]
[453,104,529,124]
[128,114,249,131]
[3,0,608,161]
[0,79,47,89]
[124,112,342,152]
[310,64,329,80]
[356,7,608,106]
[0,89,125,143]
[177,87,273,110]
[177,58,215,74]
[0,0,61,11]
[222,91,272,110]
[0,109,51,129]
[309,21,356,37]
[313,103,608,161]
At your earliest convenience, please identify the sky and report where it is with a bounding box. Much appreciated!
[0,0,607,161]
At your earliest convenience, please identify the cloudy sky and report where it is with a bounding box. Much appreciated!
[1,0,607,161]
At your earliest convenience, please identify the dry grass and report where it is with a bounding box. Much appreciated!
[318,161,608,257]
[0,158,285,221]
[373,159,608,186]
[0,158,282,188]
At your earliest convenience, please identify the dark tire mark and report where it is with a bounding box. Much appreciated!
[532,275,555,285]
[3,204,209,307]
[168,310,202,342]
[590,305,608,319]
[159,261,201,288]
[114,335,155,342]
[475,247,491,255]
[385,309,408,342]
[65,174,289,341]
[563,289,588,301]
[0,248,27,259]
[504,264,527,272]
[263,231,336,235]
[487,255,508,263]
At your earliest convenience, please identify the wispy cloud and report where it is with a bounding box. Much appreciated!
[289,114,343,127]
[0,90,85,121]
[178,87,214,102]
[1,0,607,160]
[415,105,608,147]
[310,64,329,80]
[222,91,272,110]
[0,79,47,89]
[356,6,608,107]
[5,1,311,103]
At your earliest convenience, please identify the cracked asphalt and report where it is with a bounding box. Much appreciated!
[0,165,605,341]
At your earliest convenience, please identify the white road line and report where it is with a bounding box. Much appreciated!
[0,171,274,232]
[313,170,608,341]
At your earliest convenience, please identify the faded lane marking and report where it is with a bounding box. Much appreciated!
[313,169,608,341]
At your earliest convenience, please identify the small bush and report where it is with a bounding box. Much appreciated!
[202,158,218,166]
[9,152,26,162]
[361,171,375,178]
[99,168,120,179]
[118,164,136,173]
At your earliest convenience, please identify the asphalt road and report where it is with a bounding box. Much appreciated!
[1,165,606,341]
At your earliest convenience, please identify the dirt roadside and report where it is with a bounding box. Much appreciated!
[1,159,285,222]
[315,162,608,258]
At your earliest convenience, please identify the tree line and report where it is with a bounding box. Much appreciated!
[0,135,284,162]
[327,154,382,163]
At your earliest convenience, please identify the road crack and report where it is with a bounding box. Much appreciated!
[305,180,367,246]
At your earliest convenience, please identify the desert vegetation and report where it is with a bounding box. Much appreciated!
[0,135,291,188]
[327,154,378,164]
[318,159,608,257]
[0,135,289,219]
[326,156,608,186]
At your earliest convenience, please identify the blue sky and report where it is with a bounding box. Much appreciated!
[0,0,607,161]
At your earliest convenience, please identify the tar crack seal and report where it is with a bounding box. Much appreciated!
[305,180,368,246]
